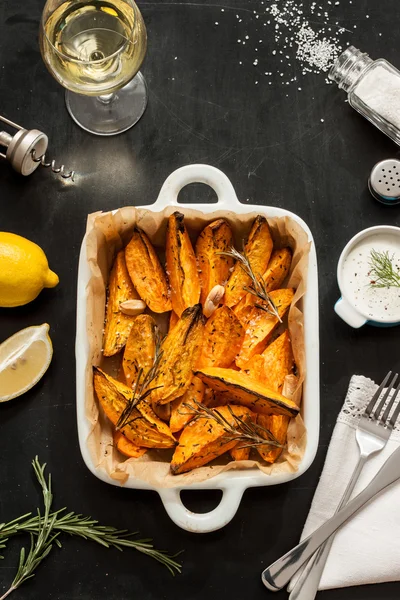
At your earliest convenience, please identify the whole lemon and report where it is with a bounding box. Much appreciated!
[0,232,59,307]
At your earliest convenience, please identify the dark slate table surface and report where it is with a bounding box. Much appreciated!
[1,0,400,598]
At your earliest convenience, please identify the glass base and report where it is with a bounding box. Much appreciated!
[65,72,148,136]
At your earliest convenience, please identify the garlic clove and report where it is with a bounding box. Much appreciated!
[203,285,225,318]
[119,299,147,316]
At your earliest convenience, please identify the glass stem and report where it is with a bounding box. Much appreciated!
[97,93,115,105]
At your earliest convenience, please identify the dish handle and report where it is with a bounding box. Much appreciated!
[158,486,244,533]
[152,164,241,211]
[334,297,367,328]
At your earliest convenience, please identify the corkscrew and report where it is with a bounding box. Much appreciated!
[0,114,75,181]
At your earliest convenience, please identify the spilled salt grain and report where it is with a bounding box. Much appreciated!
[222,0,351,87]
[296,23,341,72]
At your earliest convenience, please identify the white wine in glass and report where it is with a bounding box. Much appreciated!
[40,0,148,136]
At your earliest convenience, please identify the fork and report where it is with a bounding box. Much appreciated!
[263,371,400,595]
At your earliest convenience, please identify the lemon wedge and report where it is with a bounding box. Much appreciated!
[0,324,53,402]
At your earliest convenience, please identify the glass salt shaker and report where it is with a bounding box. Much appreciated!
[329,45,400,145]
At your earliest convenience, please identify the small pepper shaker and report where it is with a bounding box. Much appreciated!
[369,159,400,205]
[329,46,400,145]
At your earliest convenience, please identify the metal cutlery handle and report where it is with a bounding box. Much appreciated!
[261,445,400,591]
[289,456,366,600]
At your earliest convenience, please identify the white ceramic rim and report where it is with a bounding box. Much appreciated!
[337,225,400,324]
[75,164,320,533]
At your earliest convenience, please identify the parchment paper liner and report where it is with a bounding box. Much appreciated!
[83,205,310,487]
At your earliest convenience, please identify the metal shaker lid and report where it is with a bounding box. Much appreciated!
[369,159,400,205]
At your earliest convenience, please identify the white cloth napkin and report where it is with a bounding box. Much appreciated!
[290,375,400,590]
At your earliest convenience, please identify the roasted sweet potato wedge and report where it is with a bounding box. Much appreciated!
[103,251,139,357]
[194,367,299,417]
[122,314,157,387]
[236,288,294,368]
[243,330,294,391]
[197,306,244,369]
[257,414,289,463]
[230,445,250,461]
[125,228,171,313]
[224,216,273,308]
[203,387,215,407]
[261,247,292,288]
[206,389,229,408]
[114,431,147,458]
[150,304,204,405]
[93,368,176,448]
[256,374,299,464]
[170,376,205,433]
[195,219,234,306]
[169,311,179,331]
[171,404,254,474]
[234,248,292,322]
[166,212,201,317]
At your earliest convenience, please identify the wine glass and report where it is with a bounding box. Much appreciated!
[39,0,148,136]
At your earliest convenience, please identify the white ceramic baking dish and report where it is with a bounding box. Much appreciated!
[76,164,320,533]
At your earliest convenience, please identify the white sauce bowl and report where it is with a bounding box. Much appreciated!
[335,225,400,328]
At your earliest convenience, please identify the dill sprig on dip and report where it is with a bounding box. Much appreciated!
[368,249,400,289]
[183,400,284,450]
[218,247,282,321]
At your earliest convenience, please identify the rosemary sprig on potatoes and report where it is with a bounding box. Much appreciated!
[184,400,284,450]
[218,247,282,322]
[117,328,163,430]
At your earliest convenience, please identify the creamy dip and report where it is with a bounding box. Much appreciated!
[341,233,400,321]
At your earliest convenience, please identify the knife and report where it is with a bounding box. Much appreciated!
[261,444,400,591]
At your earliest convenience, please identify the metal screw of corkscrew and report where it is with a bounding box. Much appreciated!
[0,114,75,180]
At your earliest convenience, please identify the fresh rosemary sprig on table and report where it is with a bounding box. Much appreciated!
[0,460,60,600]
[184,401,283,450]
[0,457,181,600]
[117,328,163,430]
[368,249,400,289]
[218,247,282,321]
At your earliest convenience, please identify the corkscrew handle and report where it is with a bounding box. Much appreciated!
[0,114,74,180]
